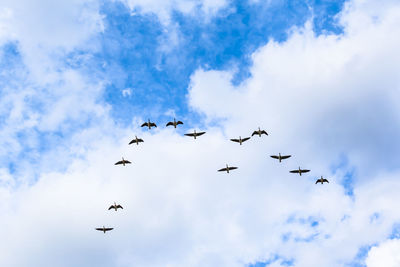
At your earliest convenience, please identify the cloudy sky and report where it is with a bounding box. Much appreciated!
[1,0,400,266]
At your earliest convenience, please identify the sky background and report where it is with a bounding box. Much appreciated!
[1,0,400,266]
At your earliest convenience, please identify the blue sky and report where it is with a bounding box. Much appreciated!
[1,0,400,266]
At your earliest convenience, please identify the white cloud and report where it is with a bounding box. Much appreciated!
[1,0,400,266]
[366,239,400,267]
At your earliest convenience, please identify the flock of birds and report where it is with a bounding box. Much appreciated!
[96,118,329,233]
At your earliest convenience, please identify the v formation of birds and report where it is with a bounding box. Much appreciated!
[96,119,329,233]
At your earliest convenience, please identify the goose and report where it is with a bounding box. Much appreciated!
[270,153,291,162]
[218,164,238,173]
[108,202,123,211]
[141,119,157,129]
[129,136,144,145]
[115,157,131,166]
[184,130,206,139]
[290,167,310,176]
[166,118,183,128]
[95,226,113,233]
[230,136,251,145]
[252,127,268,137]
[315,176,329,184]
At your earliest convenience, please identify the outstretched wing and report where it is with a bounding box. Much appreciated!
[242,137,250,142]
[166,122,173,127]
[315,179,321,184]
[270,155,279,159]
[95,228,103,231]
[128,139,136,145]
[290,170,300,173]
[176,121,183,125]
[104,228,113,231]
[281,155,291,159]
[323,179,329,183]
[218,168,227,172]
[251,131,258,136]
[116,205,123,209]
[108,205,114,210]
[184,133,195,137]
[228,167,238,170]
[230,139,240,143]
[124,160,132,164]
[150,123,157,127]
[301,169,310,173]
[115,161,123,165]
[141,123,148,127]
[137,139,144,142]
[260,130,268,135]
[197,132,206,136]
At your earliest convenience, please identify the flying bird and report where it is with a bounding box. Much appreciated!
[129,136,144,145]
[290,167,310,176]
[115,157,131,166]
[270,153,291,162]
[218,164,238,173]
[230,136,251,145]
[141,119,157,129]
[315,176,329,184]
[252,127,268,137]
[166,118,183,128]
[184,130,206,139]
[108,202,123,211]
[95,226,114,233]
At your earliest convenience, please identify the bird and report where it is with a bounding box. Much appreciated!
[129,136,144,145]
[270,153,291,162]
[218,164,238,173]
[115,157,131,166]
[95,226,114,233]
[184,130,206,139]
[166,118,183,128]
[230,136,251,145]
[290,167,310,176]
[141,119,157,129]
[315,176,329,184]
[108,202,123,211]
[252,127,268,137]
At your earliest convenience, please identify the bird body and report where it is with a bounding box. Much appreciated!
[108,202,123,211]
[315,176,329,184]
[218,164,238,173]
[166,118,183,128]
[270,153,291,162]
[95,226,113,233]
[115,157,131,166]
[230,136,251,145]
[184,130,206,139]
[129,135,144,145]
[252,127,268,137]
[141,119,157,129]
[290,167,310,176]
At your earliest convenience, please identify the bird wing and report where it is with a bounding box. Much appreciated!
[290,170,300,173]
[166,122,173,127]
[124,160,131,164]
[270,155,279,159]
[302,169,310,173]
[150,123,157,127]
[108,205,114,210]
[261,130,268,135]
[128,139,136,145]
[141,123,148,127]
[315,179,321,184]
[138,139,144,142]
[184,133,195,137]
[197,132,206,136]
[177,121,183,125]
[104,228,113,231]
[323,179,329,183]
[116,205,123,209]
[230,139,239,142]
[281,155,291,159]
[115,161,123,165]
[228,167,238,170]
[95,228,103,231]
[218,168,227,172]
[242,137,250,142]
